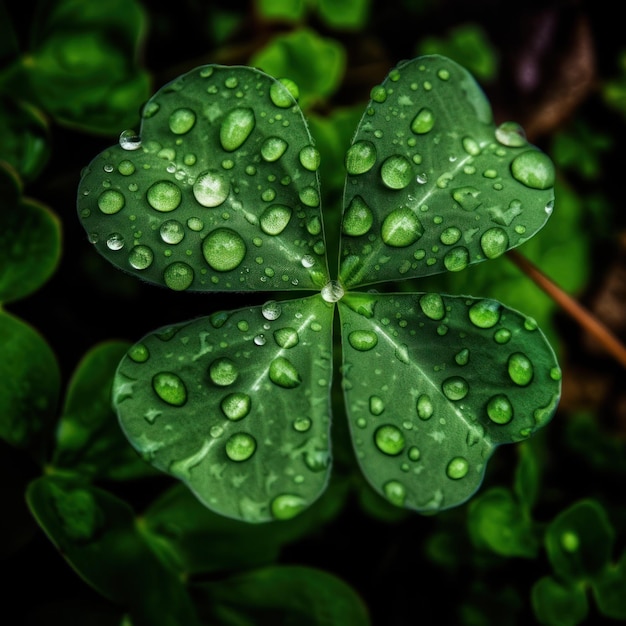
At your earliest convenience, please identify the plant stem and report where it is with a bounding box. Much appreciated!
[507,250,626,369]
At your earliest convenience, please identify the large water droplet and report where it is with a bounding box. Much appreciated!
[321,280,344,303]
[299,145,321,171]
[98,189,125,215]
[443,247,469,272]
[452,186,481,211]
[495,121,527,147]
[225,433,256,461]
[274,327,299,348]
[442,376,469,401]
[129,245,154,270]
[345,141,376,175]
[487,394,514,424]
[202,228,246,271]
[419,293,445,321]
[342,196,374,237]
[262,300,282,321]
[260,205,292,235]
[128,343,149,363]
[369,395,385,416]
[411,108,435,134]
[374,425,405,456]
[152,372,187,406]
[261,136,288,161]
[508,352,534,386]
[193,170,230,207]
[383,480,406,507]
[348,330,378,351]
[220,108,255,152]
[510,151,555,190]
[119,129,141,150]
[271,494,307,520]
[160,219,185,244]
[381,208,424,247]
[269,357,301,388]
[446,457,469,479]
[147,181,182,212]
[169,108,196,134]
[209,357,239,386]
[164,262,194,291]
[468,299,501,328]
[416,394,434,420]
[221,392,251,420]
[480,227,509,259]
[381,155,413,190]
[269,78,299,108]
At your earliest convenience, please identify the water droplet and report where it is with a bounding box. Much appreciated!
[446,457,469,479]
[550,367,562,381]
[271,494,307,520]
[98,189,125,215]
[301,255,315,269]
[443,247,469,272]
[209,357,239,386]
[419,293,446,321]
[383,480,406,507]
[128,343,149,363]
[253,334,266,346]
[299,145,321,171]
[193,170,230,207]
[202,228,246,271]
[117,160,135,176]
[345,140,377,175]
[381,155,413,189]
[369,395,385,416]
[370,84,387,102]
[411,107,435,134]
[260,205,292,235]
[164,262,194,290]
[106,233,124,250]
[468,299,501,328]
[262,301,282,321]
[293,417,311,432]
[440,226,462,245]
[169,107,196,134]
[152,372,187,406]
[561,531,579,552]
[220,107,255,152]
[299,186,320,207]
[348,330,378,351]
[160,219,185,244]
[494,328,512,344]
[495,121,527,147]
[510,150,555,190]
[408,446,420,461]
[225,433,256,461]
[269,357,301,388]
[147,181,182,212]
[374,425,405,456]
[119,129,141,150]
[452,186,481,211]
[274,327,299,348]
[416,394,434,420]
[381,208,424,247]
[487,394,514,424]
[221,392,251,420]
[480,227,509,259]
[129,245,154,270]
[442,376,469,401]
[416,172,428,184]
[508,352,534,386]
[270,78,299,108]
[455,348,470,366]
[343,195,374,237]
[462,136,481,156]
[321,280,344,303]
[261,136,288,161]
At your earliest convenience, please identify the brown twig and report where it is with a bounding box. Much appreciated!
[507,249,626,369]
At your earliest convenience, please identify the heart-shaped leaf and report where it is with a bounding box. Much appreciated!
[77,64,329,292]
[113,295,334,522]
[338,291,561,512]
[339,55,556,288]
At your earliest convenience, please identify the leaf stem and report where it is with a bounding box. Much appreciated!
[507,250,626,369]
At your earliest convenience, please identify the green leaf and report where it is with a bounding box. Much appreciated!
[0,162,61,303]
[26,476,200,626]
[317,0,371,30]
[592,551,626,620]
[142,476,348,575]
[52,340,157,481]
[339,55,555,288]
[338,291,560,512]
[250,28,346,110]
[113,295,335,522]
[467,487,538,558]
[77,64,329,292]
[0,311,60,456]
[531,576,588,626]
[256,0,307,22]
[513,440,541,510]
[193,565,371,626]
[545,499,615,584]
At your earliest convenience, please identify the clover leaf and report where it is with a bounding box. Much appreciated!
[77,55,561,522]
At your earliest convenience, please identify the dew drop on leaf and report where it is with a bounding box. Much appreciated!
[507,352,534,386]
[220,392,251,420]
[261,136,288,161]
[193,170,230,207]
[219,107,255,152]
[416,394,434,420]
[510,150,555,190]
[147,180,182,212]
[163,261,194,291]
[128,245,154,270]
[160,219,185,244]
[202,228,247,271]
[442,376,469,401]
[374,425,405,456]
[419,293,446,320]
[369,395,385,415]
[260,205,292,235]
[128,343,149,363]
[152,372,187,406]
[380,155,413,189]
[209,357,239,386]
[443,246,469,271]
[97,189,125,214]
[271,494,307,520]
[168,108,196,135]
[446,457,469,479]
[480,227,509,259]
[410,107,435,134]
[383,480,407,506]
[381,208,424,247]
[345,140,377,175]
[225,433,256,461]
[342,195,374,236]
[468,299,501,328]
[274,327,299,348]
[299,145,321,171]
[269,357,301,388]
[119,129,141,150]
[486,394,514,424]
[348,330,378,351]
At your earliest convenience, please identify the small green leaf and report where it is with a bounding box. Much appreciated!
[513,440,541,510]
[77,64,329,292]
[339,55,555,288]
[26,476,200,626]
[0,311,60,456]
[193,565,371,626]
[545,499,615,584]
[114,295,334,522]
[593,552,626,620]
[317,0,371,30]
[339,292,560,512]
[256,0,307,22]
[531,576,588,626]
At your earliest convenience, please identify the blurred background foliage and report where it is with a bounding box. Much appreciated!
[2,0,626,624]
